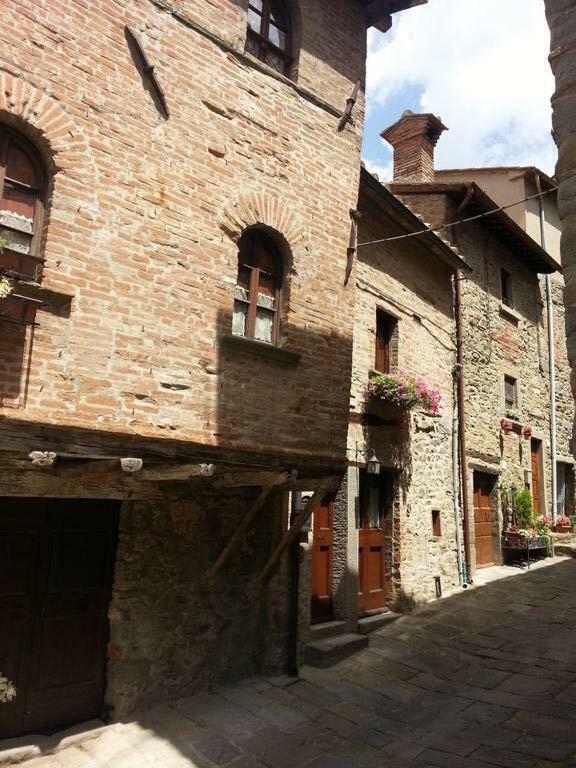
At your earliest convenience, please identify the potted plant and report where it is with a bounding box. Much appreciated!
[501,417,514,434]
[505,408,520,422]
[0,673,16,704]
[555,514,572,534]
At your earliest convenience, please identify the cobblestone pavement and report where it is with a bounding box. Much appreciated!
[4,557,576,768]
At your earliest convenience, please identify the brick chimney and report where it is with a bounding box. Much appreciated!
[381,110,447,183]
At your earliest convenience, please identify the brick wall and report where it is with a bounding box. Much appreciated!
[0,0,366,467]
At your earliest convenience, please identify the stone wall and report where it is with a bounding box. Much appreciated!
[342,182,461,603]
[0,0,365,465]
[545,0,576,367]
[107,489,289,717]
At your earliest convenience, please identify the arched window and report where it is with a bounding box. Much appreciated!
[245,0,292,77]
[0,127,46,281]
[233,229,283,344]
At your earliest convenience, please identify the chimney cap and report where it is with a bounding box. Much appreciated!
[381,111,448,147]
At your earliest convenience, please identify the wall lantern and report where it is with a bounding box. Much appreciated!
[366,450,381,475]
[524,468,532,487]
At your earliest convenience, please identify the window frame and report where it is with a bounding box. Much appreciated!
[504,374,518,414]
[500,268,513,309]
[0,126,47,281]
[234,229,283,346]
[245,0,293,77]
[375,307,396,374]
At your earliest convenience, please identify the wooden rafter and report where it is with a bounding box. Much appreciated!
[258,478,338,586]
[206,472,290,579]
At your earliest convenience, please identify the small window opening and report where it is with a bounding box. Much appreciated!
[245,0,292,77]
[375,308,396,374]
[431,509,441,538]
[504,375,518,415]
[233,229,283,345]
[501,269,513,308]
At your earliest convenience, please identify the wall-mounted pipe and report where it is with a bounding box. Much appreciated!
[535,173,557,522]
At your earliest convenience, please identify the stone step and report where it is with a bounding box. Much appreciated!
[553,543,576,558]
[304,633,368,668]
[309,620,349,640]
[357,611,401,635]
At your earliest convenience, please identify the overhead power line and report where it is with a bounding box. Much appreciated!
[357,186,558,248]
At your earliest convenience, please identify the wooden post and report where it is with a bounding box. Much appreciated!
[206,472,289,579]
[258,479,335,586]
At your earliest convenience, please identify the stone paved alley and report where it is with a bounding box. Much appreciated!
[4,557,576,768]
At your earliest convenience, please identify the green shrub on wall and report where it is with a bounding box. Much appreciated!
[514,488,534,528]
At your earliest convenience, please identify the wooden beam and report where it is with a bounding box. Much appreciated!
[212,470,294,489]
[206,472,289,579]
[258,478,337,586]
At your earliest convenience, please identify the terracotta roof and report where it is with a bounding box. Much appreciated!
[360,167,470,273]
[388,181,561,274]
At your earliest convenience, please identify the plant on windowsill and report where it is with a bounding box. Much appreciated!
[0,673,16,704]
[505,408,520,422]
[366,371,441,415]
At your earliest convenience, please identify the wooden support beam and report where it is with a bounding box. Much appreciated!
[206,472,290,579]
[258,478,337,586]
[212,470,294,489]
[56,460,215,481]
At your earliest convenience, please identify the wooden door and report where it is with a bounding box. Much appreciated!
[357,472,391,614]
[0,499,119,738]
[473,473,495,568]
[311,495,334,624]
[531,439,542,516]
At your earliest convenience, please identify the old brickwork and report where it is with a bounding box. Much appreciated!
[0,0,371,730]
[0,0,365,464]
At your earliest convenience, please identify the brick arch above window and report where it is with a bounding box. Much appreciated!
[0,74,95,180]
[220,191,307,259]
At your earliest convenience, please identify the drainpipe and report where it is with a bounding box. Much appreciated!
[287,492,301,676]
[535,173,557,522]
[451,340,464,587]
[454,269,472,583]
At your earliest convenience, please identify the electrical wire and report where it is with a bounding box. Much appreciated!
[357,186,558,248]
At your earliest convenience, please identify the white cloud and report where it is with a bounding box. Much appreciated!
[365,0,556,174]
[363,158,393,182]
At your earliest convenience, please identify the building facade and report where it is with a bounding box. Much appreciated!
[0,0,428,739]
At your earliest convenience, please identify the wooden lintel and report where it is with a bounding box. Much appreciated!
[258,477,337,586]
[212,470,293,489]
[57,459,119,479]
[206,471,289,579]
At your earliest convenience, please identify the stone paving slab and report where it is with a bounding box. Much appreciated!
[2,557,576,768]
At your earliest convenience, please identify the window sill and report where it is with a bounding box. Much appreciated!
[499,302,521,324]
[220,334,302,365]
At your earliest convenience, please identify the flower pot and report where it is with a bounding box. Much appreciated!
[522,426,532,439]
[0,248,43,281]
[554,524,571,534]
[500,418,513,434]
[0,294,38,324]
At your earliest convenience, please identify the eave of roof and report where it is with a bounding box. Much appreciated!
[360,167,471,273]
[359,0,427,10]
[436,166,557,192]
[387,181,561,274]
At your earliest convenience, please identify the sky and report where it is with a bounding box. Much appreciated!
[362,0,556,182]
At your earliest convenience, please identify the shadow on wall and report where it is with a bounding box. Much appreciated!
[0,322,34,408]
[215,308,353,467]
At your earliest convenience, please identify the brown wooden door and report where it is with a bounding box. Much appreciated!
[311,495,334,624]
[0,499,119,738]
[531,439,542,516]
[357,472,391,614]
[473,473,495,568]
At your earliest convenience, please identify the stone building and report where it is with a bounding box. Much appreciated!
[296,167,469,659]
[0,0,428,739]
[386,112,566,579]
[545,0,576,382]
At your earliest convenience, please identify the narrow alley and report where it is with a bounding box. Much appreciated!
[6,557,576,768]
